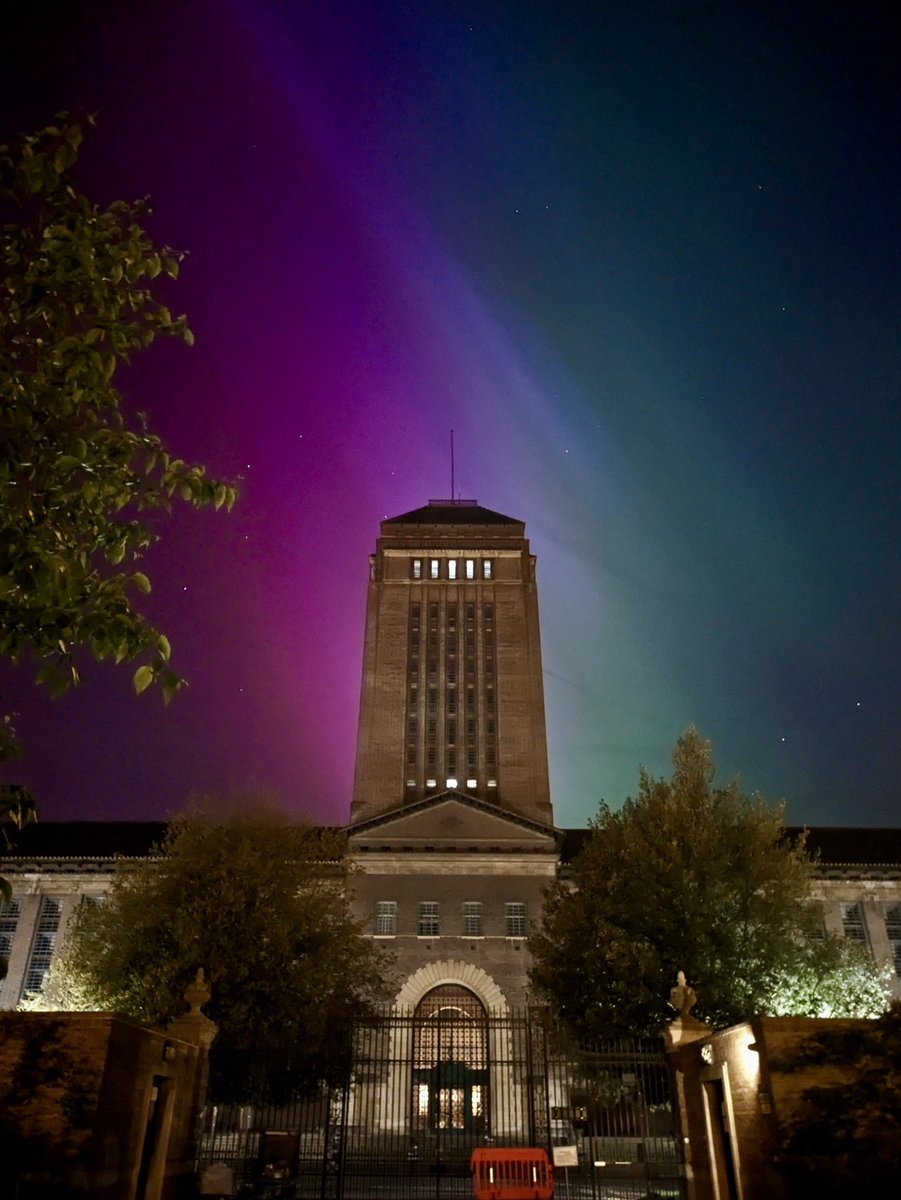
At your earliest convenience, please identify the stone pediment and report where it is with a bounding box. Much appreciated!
[347,791,558,852]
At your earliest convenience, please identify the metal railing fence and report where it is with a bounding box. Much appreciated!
[197,1010,684,1199]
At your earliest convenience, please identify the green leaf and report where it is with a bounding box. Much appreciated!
[161,671,182,704]
[132,572,152,594]
[133,664,154,695]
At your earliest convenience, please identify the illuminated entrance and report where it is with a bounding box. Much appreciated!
[412,985,488,1133]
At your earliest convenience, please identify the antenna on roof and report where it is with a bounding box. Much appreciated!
[450,429,455,503]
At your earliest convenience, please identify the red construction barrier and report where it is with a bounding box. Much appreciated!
[470,1147,554,1200]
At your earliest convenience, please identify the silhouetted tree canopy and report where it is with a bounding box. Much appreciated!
[530,728,887,1038]
[36,809,393,1098]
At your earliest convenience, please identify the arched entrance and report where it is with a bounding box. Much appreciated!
[412,984,488,1135]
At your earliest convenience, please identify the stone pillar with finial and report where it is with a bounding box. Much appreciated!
[663,969,711,1050]
[662,971,711,1200]
[166,968,218,1181]
[167,968,217,1053]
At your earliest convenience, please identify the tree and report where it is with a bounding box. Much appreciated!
[0,118,236,835]
[30,809,393,1098]
[528,728,880,1038]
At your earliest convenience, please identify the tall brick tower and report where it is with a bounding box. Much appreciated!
[350,499,553,827]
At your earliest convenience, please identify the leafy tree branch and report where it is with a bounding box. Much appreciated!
[0,118,237,864]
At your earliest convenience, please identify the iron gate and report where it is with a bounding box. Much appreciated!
[196,1012,684,1199]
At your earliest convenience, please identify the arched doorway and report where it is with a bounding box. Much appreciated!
[412,985,488,1134]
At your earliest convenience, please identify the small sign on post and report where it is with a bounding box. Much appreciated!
[552,1145,579,1200]
[199,1162,235,1196]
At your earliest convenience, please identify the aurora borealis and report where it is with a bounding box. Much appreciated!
[2,1,898,828]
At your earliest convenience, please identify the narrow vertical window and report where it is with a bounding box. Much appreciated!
[465,559,475,579]
[446,688,457,782]
[448,559,457,580]
[24,896,63,995]
[484,604,497,782]
[430,559,440,579]
[465,604,476,692]
[482,560,492,579]
[0,898,21,996]
[419,902,439,937]
[376,901,397,936]
[841,902,868,946]
[885,905,901,974]
[412,558,422,579]
[462,902,483,936]
[406,602,421,781]
[801,905,826,942]
[505,902,526,938]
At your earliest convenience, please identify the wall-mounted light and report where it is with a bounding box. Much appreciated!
[739,1037,761,1080]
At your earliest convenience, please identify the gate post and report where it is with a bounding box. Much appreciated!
[525,1009,551,1150]
[320,1081,351,1200]
[166,967,218,1191]
[662,972,711,1200]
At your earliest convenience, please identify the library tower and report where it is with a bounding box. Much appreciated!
[347,499,558,1015]
[351,499,553,828]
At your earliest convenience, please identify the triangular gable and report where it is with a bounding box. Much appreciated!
[347,791,558,850]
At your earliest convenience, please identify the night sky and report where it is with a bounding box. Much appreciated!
[1,1,898,829]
